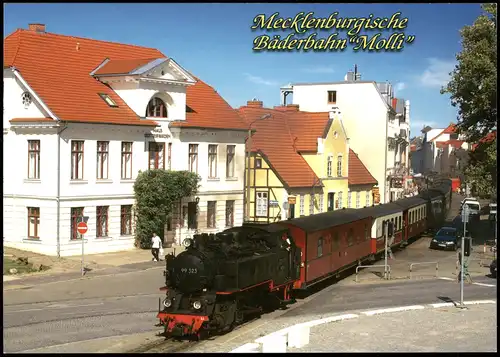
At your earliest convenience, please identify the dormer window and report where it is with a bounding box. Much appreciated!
[146,97,168,118]
[98,93,118,107]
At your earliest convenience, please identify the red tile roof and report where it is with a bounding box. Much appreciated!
[443,123,457,134]
[436,142,448,148]
[92,58,159,75]
[237,105,329,188]
[443,139,464,149]
[10,117,55,122]
[171,79,247,131]
[472,131,496,151]
[4,28,244,130]
[348,149,378,186]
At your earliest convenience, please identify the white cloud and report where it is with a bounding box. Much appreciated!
[418,58,456,88]
[303,66,336,74]
[243,73,278,86]
[395,82,406,92]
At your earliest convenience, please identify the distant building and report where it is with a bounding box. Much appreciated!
[237,100,377,223]
[280,67,410,203]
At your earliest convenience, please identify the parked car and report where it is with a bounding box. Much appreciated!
[429,227,461,251]
[490,259,497,278]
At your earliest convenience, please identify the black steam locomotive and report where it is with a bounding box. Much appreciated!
[157,224,301,338]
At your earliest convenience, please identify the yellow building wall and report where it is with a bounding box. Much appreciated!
[301,117,350,211]
[246,154,287,223]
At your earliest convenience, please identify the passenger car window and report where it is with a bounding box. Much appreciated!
[333,232,340,250]
[317,237,323,257]
[347,228,354,246]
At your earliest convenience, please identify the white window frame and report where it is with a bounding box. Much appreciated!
[326,155,333,177]
[299,194,305,216]
[121,142,133,179]
[337,155,343,177]
[356,192,360,208]
[366,191,370,206]
[319,193,324,212]
[256,191,268,217]
[309,194,314,214]
[208,144,218,178]
[347,191,352,208]
[338,191,343,209]
[28,140,41,179]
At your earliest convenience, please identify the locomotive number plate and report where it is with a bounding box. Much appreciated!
[180,268,198,274]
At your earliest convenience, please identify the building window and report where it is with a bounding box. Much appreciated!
[337,155,343,177]
[27,207,40,239]
[347,228,354,246]
[149,142,165,170]
[181,205,188,228]
[299,195,305,216]
[120,205,133,235]
[146,97,168,118]
[327,90,337,104]
[70,207,84,240]
[98,93,118,107]
[189,144,198,173]
[208,144,218,178]
[317,237,323,257]
[256,191,268,217]
[319,193,324,212]
[96,206,109,237]
[338,191,343,209]
[188,202,197,229]
[326,155,333,177]
[309,194,315,214]
[121,142,133,179]
[207,201,216,228]
[226,145,235,178]
[27,140,41,179]
[347,191,352,208]
[71,141,84,180]
[356,192,360,208]
[225,200,234,227]
[366,191,370,206]
[167,143,172,170]
[255,158,262,169]
[96,141,109,179]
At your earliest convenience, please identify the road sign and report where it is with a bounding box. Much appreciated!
[77,221,88,235]
[78,216,90,224]
[490,203,497,215]
[461,205,469,223]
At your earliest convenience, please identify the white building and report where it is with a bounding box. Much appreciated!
[3,24,247,257]
[410,124,469,177]
[280,68,411,204]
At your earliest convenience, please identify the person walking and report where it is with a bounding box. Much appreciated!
[151,233,162,262]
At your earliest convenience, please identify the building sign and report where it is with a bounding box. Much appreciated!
[391,178,403,189]
[288,197,296,205]
[269,200,279,207]
[372,187,380,204]
[145,128,171,139]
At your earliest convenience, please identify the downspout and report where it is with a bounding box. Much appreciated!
[56,123,68,258]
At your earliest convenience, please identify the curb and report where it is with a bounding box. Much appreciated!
[230,299,497,353]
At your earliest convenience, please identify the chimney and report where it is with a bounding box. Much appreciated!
[28,23,46,33]
[247,98,263,108]
[344,71,355,82]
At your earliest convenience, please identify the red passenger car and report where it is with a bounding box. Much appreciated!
[394,197,428,242]
[279,209,372,290]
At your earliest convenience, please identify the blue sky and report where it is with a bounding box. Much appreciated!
[4,3,483,137]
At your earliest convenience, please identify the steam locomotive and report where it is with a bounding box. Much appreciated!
[157,178,452,338]
[157,225,301,339]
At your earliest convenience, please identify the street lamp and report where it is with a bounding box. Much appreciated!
[245,113,272,221]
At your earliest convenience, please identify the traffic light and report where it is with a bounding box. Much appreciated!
[464,237,471,257]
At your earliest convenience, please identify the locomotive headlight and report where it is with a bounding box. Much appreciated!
[182,238,193,248]
[300,262,305,268]
[192,300,202,310]
[163,298,172,308]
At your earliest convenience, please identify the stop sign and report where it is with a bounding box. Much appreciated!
[77,221,88,235]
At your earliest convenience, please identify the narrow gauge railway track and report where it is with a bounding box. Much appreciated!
[127,337,197,353]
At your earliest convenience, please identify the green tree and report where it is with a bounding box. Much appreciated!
[441,4,497,143]
[441,4,497,197]
[133,169,200,248]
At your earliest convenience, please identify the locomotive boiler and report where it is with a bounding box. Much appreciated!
[157,224,301,338]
